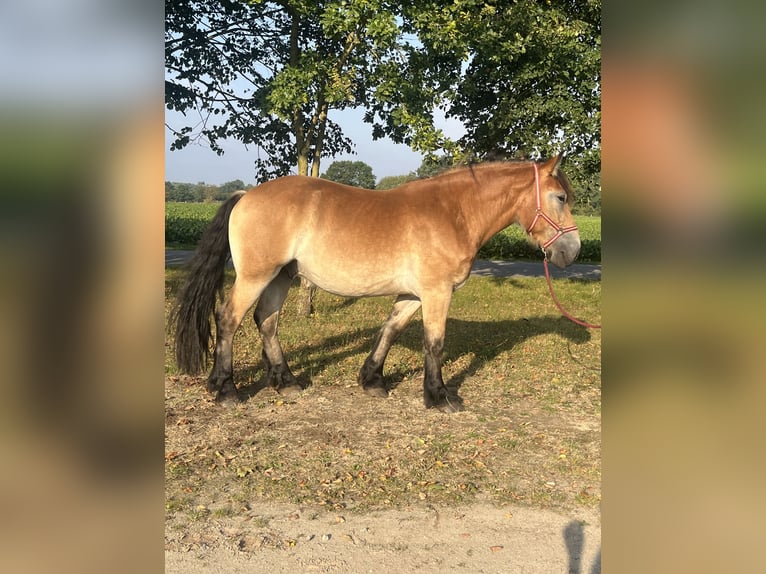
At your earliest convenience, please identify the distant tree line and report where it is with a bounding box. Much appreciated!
[168,155,599,214]
[165,179,251,202]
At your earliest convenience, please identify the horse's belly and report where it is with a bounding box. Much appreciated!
[295,259,412,298]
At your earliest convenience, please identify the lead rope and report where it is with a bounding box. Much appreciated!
[528,162,600,329]
[542,255,601,329]
[527,164,578,247]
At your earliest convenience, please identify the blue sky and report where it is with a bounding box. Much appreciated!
[165,106,464,185]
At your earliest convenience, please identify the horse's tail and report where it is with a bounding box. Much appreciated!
[170,191,246,375]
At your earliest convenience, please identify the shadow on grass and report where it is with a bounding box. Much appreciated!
[237,313,591,401]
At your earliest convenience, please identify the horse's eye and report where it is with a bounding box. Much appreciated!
[557,195,566,204]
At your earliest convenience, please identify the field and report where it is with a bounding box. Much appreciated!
[165,201,601,261]
[164,268,601,563]
[165,202,222,246]
[478,214,600,261]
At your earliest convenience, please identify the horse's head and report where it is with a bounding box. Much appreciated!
[524,154,581,268]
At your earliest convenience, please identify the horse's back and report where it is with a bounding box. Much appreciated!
[227,176,472,296]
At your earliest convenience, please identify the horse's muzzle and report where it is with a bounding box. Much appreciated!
[545,233,581,268]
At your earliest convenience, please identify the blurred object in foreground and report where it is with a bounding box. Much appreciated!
[603,0,766,572]
[0,1,162,573]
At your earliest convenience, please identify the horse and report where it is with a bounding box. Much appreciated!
[170,154,580,412]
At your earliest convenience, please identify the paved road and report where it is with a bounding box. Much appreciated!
[166,249,600,281]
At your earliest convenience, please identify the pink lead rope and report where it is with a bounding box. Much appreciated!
[543,258,601,329]
[529,163,601,329]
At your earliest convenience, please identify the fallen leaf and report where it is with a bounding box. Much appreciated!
[490,545,504,552]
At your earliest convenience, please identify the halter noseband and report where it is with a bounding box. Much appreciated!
[526,163,578,250]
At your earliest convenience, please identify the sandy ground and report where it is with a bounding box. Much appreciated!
[166,502,600,573]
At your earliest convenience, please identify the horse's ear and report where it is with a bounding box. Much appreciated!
[551,152,565,175]
[541,152,564,176]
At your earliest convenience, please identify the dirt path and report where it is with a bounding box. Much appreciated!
[166,501,600,573]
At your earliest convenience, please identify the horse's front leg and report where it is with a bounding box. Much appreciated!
[421,291,464,413]
[358,295,421,397]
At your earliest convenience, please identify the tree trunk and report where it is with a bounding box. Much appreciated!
[295,277,316,317]
[295,149,317,317]
[289,8,318,317]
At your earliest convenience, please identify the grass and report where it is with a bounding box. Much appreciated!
[165,269,600,517]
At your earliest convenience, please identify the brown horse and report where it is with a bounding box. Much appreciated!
[171,154,580,412]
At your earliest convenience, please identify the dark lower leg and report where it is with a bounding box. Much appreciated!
[420,293,464,413]
[358,296,421,397]
[207,307,241,403]
[254,269,301,394]
[422,335,464,412]
[207,277,268,404]
[423,336,445,407]
[259,346,300,393]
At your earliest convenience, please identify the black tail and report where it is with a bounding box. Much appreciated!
[170,192,245,374]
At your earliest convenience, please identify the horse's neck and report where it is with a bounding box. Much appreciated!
[453,165,529,249]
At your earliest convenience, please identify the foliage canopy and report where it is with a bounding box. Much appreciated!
[320,160,376,189]
[166,0,600,200]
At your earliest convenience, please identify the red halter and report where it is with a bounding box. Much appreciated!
[526,163,579,250]
[527,163,601,329]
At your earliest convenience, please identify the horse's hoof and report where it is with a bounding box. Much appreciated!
[215,390,242,406]
[430,395,465,413]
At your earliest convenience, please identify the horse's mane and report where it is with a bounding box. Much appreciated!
[425,158,576,205]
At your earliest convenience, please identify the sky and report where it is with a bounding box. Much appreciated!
[165,107,465,186]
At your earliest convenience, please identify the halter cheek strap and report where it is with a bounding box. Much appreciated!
[526,163,579,250]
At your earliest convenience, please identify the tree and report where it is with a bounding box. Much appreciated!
[368,0,600,202]
[167,0,416,314]
[215,179,247,200]
[450,0,601,207]
[415,154,456,179]
[450,0,599,158]
[376,174,417,190]
[219,179,246,195]
[165,181,176,202]
[168,182,203,202]
[166,0,406,182]
[321,160,376,189]
[166,0,599,189]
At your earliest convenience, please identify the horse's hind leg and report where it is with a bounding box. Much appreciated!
[208,275,271,404]
[253,267,301,395]
[358,295,422,397]
[421,291,464,413]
